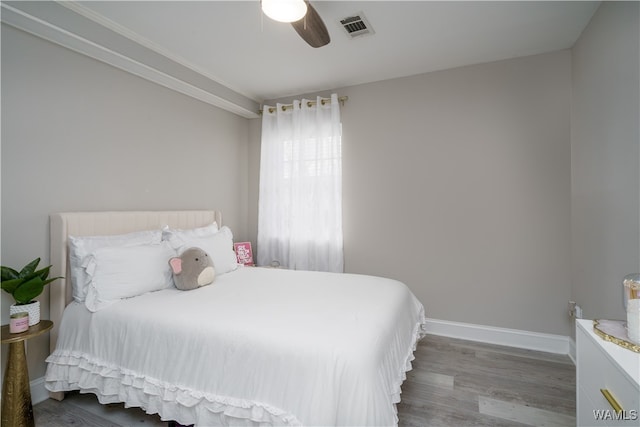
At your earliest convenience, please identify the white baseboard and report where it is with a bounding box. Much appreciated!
[30,376,50,405]
[425,318,572,356]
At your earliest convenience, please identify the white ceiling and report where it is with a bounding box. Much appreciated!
[69,1,599,102]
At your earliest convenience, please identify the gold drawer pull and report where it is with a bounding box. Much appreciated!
[600,389,623,413]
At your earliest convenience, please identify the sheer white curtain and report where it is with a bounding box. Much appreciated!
[258,93,343,272]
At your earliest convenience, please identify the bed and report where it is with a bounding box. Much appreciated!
[45,210,426,426]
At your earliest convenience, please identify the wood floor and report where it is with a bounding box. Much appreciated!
[33,334,576,426]
[397,334,575,427]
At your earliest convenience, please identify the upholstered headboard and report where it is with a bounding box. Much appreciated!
[48,210,222,354]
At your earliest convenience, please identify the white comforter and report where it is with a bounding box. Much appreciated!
[46,267,426,426]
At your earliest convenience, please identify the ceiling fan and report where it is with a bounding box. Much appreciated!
[262,0,331,48]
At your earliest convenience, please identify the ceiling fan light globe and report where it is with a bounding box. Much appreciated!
[262,0,308,23]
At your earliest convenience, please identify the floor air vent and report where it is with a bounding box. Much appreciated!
[340,13,374,38]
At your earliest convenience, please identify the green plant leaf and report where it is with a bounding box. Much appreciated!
[1,278,23,294]
[14,276,43,304]
[19,258,40,279]
[23,266,52,282]
[42,276,63,286]
[36,265,52,280]
[1,266,19,281]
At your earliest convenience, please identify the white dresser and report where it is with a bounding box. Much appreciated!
[576,319,640,426]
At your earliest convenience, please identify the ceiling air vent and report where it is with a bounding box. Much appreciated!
[340,13,374,39]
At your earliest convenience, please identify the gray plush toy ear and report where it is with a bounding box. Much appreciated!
[171,247,215,291]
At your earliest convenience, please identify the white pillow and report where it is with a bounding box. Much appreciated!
[84,242,176,312]
[167,226,238,275]
[162,222,218,243]
[69,230,162,302]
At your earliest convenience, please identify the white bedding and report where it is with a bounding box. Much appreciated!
[45,266,426,426]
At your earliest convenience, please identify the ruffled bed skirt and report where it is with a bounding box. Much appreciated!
[45,351,301,426]
[45,315,426,427]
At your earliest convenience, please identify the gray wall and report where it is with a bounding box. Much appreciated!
[255,50,573,336]
[1,24,251,379]
[571,2,640,322]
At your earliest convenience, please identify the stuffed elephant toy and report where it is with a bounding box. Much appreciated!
[169,247,216,291]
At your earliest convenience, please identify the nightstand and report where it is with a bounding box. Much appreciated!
[1,320,53,427]
[576,319,640,426]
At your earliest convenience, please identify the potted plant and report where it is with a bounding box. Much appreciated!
[1,257,61,326]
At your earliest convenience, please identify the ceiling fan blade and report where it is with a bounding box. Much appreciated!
[291,2,330,48]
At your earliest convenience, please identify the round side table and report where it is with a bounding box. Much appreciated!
[1,320,53,427]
